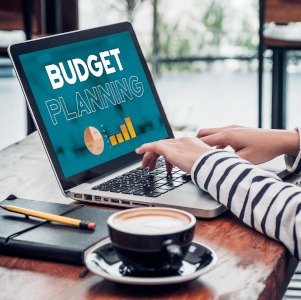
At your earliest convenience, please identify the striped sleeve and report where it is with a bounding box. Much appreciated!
[285,127,301,174]
[192,149,301,260]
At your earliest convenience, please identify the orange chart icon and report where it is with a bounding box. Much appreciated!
[84,126,104,155]
[109,117,137,146]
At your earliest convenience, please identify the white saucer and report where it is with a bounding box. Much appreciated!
[85,238,217,285]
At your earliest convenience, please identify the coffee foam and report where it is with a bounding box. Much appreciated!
[112,210,191,234]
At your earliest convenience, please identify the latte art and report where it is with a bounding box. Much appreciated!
[114,215,188,234]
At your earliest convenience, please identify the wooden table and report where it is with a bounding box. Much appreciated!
[0,132,298,300]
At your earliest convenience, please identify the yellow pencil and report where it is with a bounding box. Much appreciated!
[0,205,96,230]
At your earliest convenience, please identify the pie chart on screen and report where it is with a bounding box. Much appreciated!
[84,126,104,155]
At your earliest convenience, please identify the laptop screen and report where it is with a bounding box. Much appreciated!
[18,30,169,179]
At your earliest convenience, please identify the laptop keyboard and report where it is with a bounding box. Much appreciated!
[92,159,191,198]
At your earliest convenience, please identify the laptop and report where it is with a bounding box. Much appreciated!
[9,22,282,219]
[259,155,290,179]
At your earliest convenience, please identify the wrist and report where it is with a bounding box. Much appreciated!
[284,128,301,174]
[282,130,300,157]
[191,149,231,184]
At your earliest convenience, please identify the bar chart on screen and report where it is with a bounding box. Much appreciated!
[108,117,137,146]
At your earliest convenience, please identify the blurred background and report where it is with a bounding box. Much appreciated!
[1,0,301,150]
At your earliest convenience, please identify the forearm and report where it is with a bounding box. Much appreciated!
[192,150,301,260]
[198,126,300,165]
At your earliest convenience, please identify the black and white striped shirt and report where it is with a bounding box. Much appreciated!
[192,149,301,260]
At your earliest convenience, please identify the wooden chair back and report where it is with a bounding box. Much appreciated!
[265,0,301,23]
[0,0,78,57]
[0,0,42,33]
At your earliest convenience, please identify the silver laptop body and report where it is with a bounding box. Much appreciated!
[70,161,226,218]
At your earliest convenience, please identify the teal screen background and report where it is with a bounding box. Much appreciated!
[19,32,168,178]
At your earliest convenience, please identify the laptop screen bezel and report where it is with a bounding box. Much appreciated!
[8,22,174,192]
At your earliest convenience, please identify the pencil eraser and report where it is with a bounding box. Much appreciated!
[88,222,96,230]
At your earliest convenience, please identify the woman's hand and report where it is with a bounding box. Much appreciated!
[197,125,299,164]
[135,137,212,174]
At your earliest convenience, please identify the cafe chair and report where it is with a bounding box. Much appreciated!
[258,0,301,129]
[0,0,44,134]
[0,0,40,56]
[0,0,78,135]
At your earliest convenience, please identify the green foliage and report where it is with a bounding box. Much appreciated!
[233,18,257,52]
[107,0,147,23]
[202,0,226,46]
[154,0,259,73]
[108,0,259,72]
[157,18,195,72]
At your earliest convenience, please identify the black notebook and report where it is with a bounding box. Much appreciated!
[0,195,115,265]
